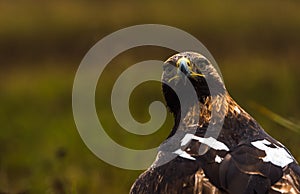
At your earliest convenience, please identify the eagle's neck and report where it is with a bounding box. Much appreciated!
[154,93,230,168]
[168,93,230,139]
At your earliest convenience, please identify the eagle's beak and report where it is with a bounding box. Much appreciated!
[176,57,192,76]
[176,57,204,78]
[166,57,205,83]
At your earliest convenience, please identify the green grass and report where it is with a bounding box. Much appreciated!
[1,1,300,193]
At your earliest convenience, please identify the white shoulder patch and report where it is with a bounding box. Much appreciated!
[251,139,294,168]
[173,149,196,160]
[180,133,229,151]
[181,133,194,147]
[215,155,223,163]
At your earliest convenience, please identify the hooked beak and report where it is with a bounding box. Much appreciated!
[176,57,204,78]
[177,57,192,76]
[166,57,205,84]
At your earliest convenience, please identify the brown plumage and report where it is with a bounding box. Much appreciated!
[130,52,300,194]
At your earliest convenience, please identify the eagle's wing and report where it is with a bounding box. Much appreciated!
[217,143,300,193]
[130,156,224,194]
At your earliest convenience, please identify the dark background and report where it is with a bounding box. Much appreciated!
[1,1,300,193]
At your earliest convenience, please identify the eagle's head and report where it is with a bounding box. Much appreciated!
[162,52,226,116]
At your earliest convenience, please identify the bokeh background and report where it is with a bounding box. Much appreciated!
[1,0,300,193]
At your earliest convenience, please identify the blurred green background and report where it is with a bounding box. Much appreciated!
[1,0,300,193]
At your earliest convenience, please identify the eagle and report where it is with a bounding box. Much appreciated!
[130,52,300,194]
